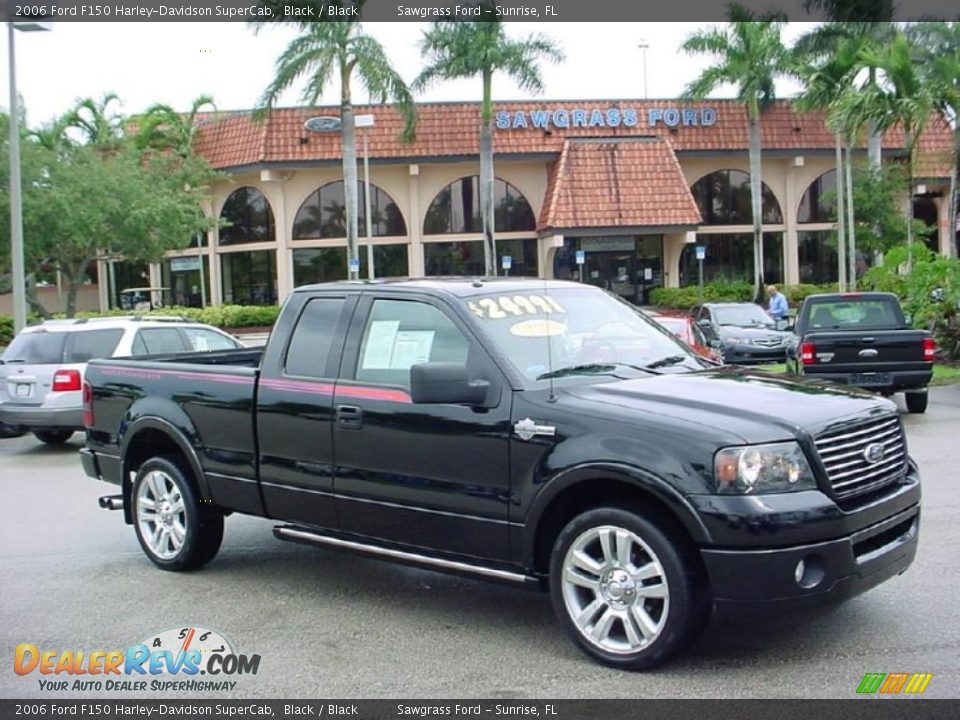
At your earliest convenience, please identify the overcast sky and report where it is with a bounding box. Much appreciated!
[1,22,821,127]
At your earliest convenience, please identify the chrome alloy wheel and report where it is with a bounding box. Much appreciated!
[561,525,669,654]
[136,470,187,560]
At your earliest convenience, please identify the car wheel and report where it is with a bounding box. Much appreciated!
[131,456,223,571]
[905,391,928,414]
[33,430,74,445]
[549,507,710,670]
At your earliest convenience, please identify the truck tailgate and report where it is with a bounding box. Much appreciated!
[803,329,929,371]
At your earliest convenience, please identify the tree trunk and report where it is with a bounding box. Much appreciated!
[64,271,81,318]
[867,120,883,171]
[341,64,359,281]
[748,116,763,302]
[845,141,857,289]
[835,132,847,291]
[24,274,51,319]
[479,68,496,277]
[904,128,915,272]
[950,126,959,258]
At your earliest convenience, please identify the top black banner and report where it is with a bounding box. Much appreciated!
[1,0,957,22]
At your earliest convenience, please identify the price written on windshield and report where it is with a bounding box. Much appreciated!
[468,295,567,321]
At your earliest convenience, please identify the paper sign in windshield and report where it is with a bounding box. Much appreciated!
[509,319,567,338]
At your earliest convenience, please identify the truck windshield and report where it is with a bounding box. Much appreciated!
[462,287,703,383]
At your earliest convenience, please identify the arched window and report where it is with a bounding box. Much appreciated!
[798,170,837,223]
[292,181,407,240]
[690,170,782,225]
[423,176,536,234]
[219,187,275,245]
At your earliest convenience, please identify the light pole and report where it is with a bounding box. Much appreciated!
[8,20,51,332]
[638,39,649,100]
[355,113,375,280]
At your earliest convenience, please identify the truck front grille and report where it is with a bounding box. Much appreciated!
[814,414,907,499]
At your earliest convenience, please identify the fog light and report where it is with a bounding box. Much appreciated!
[794,559,806,584]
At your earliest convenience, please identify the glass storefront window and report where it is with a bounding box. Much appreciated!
[161,255,211,308]
[552,236,663,305]
[423,239,538,277]
[423,177,536,234]
[221,250,277,305]
[797,170,837,223]
[914,197,939,253]
[691,170,783,225]
[107,261,149,309]
[798,230,839,284]
[679,233,784,286]
[219,187,276,245]
[292,245,410,287]
[292,181,407,240]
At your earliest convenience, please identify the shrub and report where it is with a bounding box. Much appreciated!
[651,282,840,311]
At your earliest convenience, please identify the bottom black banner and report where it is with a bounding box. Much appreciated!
[0,700,957,720]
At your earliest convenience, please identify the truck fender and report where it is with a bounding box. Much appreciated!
[521,462,712,569]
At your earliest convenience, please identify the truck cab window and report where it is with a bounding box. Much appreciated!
[285,298,346,378]
[356,299,470,388]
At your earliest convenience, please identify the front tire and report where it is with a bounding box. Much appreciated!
[549,507,710,670]
[34,430,73,445]
[905,391,928,414]
[131,457,223,571]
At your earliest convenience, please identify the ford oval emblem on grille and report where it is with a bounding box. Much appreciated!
[859,348,879,357]
[863,442,885,464]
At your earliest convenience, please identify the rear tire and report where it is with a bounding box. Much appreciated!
[548,506,710,670]
[131,456,223,571]
[905,391,928,414]
[33,430,73,445]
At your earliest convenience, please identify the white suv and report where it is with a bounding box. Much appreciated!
[0,316,243,444]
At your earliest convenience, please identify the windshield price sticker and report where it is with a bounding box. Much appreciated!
[468,295,566,320]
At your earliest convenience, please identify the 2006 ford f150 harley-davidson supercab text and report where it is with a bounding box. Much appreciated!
[81,279,920,669]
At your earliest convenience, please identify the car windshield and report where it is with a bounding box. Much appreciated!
[462,287,703,383]
[713,305,774,328]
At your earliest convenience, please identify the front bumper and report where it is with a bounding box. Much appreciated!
[0,405,84,431]
[702,504,918,609]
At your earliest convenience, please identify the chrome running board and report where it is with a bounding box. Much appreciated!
[274,525,539,588]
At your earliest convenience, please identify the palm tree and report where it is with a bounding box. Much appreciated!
[828,31,937,271]
[909,22,960,258]
[64,93,125,151]
[255,21,415,280]
[135,95,217,157]
[414,6,563,276]
[681,4,791,301]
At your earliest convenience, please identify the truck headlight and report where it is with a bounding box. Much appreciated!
[714,442,817,494]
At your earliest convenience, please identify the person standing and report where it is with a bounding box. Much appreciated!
[766,285,789,320]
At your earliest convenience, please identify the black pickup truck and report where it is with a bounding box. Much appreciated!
[787,292,935,413]
[81,279,920,670]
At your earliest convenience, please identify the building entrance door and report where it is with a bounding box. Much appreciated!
[578,236,663,306]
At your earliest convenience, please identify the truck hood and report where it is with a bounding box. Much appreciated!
[561,366,895,444]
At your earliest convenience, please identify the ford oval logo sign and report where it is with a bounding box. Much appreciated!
[304,116,341,133]
[863,442,886,464]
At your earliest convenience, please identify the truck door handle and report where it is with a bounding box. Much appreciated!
[336,404,363,430]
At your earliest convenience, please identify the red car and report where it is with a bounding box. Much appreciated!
[647,312,723,363]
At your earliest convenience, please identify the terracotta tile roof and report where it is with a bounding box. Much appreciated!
[191,99,955,180]
[539,138,702,231]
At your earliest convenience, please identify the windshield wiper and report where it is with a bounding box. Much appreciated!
[644,355,688,370]
[537,362,661,381]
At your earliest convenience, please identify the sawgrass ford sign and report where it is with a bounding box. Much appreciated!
[495,107,717,130]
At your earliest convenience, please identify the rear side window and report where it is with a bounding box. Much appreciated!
[65,329,123,362]
[1,331,66,363]
[133,328,188,355]
[285,298,346,378]
[807,299,905,330]
[183,327,239,352]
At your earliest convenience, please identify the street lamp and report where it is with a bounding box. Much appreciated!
[8,20,52,332]
[638,39,649,100]
[355,113,375,280]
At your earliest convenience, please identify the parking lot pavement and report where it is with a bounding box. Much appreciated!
[1,387,958,700]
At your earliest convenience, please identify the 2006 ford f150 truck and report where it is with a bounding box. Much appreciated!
[81,279,920,670]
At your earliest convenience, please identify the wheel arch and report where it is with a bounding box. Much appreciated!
[524,464,711,576]
[120,417,210,524]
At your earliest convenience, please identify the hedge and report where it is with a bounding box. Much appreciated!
[650,282,839,310]
[0,304,282,346]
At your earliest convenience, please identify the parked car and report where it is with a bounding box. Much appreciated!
[692,302,791,364]
[0,316,243,443]
[83,279,919,670]
[647,311,723,362]
[787,292,934,413]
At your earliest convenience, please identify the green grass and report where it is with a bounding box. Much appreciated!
[752,362,960,386]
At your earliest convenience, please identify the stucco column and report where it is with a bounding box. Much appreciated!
[540,234,564,278]
[208,205,223,306]
[935,195,953,257]
[663,232,694,289]
[96,259,109,311]
[407,164,423,276]
[784,159,800,285]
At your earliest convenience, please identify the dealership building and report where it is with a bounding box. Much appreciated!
[74,99,955,312]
